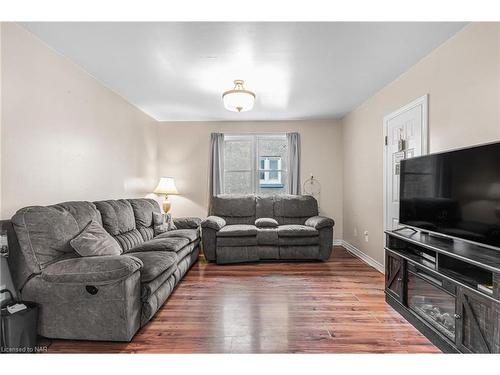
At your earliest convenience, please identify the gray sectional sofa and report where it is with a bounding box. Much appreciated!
[1,198,201,342]
[201,194,335,264]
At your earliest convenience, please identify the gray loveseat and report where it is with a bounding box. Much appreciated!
[1,198,201,342]
[201,195,334,264]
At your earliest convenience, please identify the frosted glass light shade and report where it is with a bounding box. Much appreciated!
[153,177,179,195]
[222,80,255,112]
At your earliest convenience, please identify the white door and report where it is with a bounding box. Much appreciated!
[384,95,428,231]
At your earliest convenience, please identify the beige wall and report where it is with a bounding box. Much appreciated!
[342,22,500,266]
[157,121,344,239]
[3,20,499,274]
[0,22,12,298]
[0,23,159,219]
[0,22,3,218]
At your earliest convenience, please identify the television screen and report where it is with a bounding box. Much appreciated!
[399,142,500,248]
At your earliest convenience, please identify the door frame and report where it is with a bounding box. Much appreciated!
[383,94,429,236]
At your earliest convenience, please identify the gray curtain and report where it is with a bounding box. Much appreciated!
[287,132,301,195]
[208,133,224,213]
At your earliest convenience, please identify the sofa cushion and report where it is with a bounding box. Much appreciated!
[277,224,319,237]
[11,206,80,272]
[94,200,136,236]
[113,229,144,252]
[255,218,278,228]
[127,198,160,228]
[274,195,318,225]
[127,237,190,254]
[93,199,144,252]
[41,255,142,284]
[211,195,256,217]
[255,196,275,218]
[138,226,155,242]
[127,199,161,242]
[211,195,256,224]
[70,220,122,257]
[156,228,199,243]
[125,251,177,283]
[54,201,102,229]
[217,224,258,237]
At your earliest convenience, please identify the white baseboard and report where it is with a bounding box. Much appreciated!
[333,239,343,246]
[340,240,385,274]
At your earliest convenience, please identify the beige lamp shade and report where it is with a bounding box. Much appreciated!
[153,177,179,195]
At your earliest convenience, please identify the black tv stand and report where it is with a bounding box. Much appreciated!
[385,228,500,353]
[393,226,418,234]
[425,231,454,242]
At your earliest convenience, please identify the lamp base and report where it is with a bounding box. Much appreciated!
[162,198,172,213]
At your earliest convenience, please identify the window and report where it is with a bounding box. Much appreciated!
[259,156,283,188]
[223,134,288,194]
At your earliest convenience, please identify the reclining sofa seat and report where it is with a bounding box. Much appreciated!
[201,194,334,264]
[2,198,201,342]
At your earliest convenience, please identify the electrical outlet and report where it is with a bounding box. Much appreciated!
[364,231,369,242]
[353,227,358,237]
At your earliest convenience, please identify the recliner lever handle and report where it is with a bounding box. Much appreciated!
[85,285,99,295]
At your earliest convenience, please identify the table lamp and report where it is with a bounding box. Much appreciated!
[153,177,179,213]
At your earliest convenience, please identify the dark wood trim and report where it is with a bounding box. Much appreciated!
[387,262,401,288]
[462,295,490,352]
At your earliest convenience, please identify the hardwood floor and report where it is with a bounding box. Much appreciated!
[42,246,440,353]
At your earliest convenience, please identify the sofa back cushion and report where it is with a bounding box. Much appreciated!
[54,201,102,229]
[255,196,275,218]
[209,194,319,226]
[94,199,143,252]
[273,195,318,225]
[211,195,256,225]
[11,206,80,273]
[127,198,161,241]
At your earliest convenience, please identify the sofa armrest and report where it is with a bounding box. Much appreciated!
[173,216,202,229]
[41,255,143,284]
[200,216,225,262]
[305,216,335,230]
[201,216,226,231]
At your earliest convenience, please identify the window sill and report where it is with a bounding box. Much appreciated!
[260,184,285,188]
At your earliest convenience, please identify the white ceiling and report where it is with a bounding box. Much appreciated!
[21,22,467,121]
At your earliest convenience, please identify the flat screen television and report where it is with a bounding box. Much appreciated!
[399,141,500,249]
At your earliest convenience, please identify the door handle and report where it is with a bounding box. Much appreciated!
[454,313,461,319]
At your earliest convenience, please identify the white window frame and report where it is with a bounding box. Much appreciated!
[222,133,287,194]
[259,156,283,187]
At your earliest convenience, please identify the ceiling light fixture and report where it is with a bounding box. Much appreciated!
[222,80,255,112]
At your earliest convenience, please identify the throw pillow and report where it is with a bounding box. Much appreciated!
[70,220,122,257]
[255,217,279,228]
[153,212,177,235]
